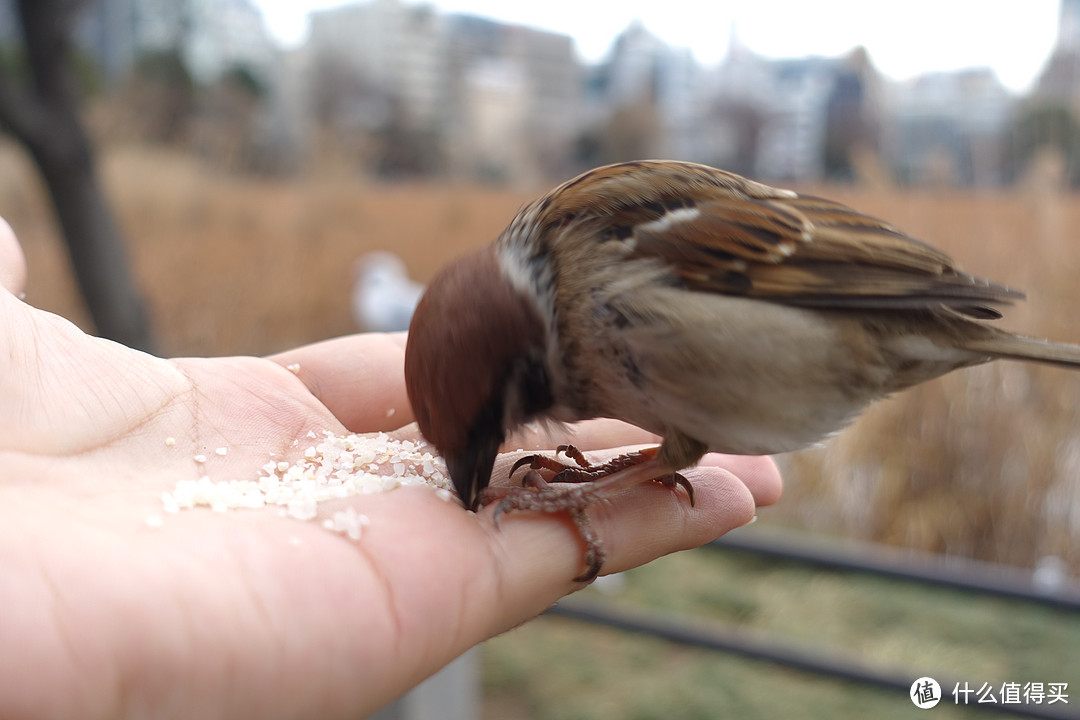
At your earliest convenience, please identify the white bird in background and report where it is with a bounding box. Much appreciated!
[351,251,425,333]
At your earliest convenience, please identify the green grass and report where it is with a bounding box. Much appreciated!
[482,542,1080,720]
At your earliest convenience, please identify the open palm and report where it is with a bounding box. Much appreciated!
[0,219,781,719]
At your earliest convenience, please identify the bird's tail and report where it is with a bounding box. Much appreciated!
[962,332,1080,370]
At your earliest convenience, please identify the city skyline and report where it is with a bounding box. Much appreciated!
[4,0,1074,187]
[252,0,1060,92]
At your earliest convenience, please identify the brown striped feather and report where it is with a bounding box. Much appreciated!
[535,160,1022,320]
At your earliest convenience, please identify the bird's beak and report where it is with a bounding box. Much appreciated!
[445,430,503,511]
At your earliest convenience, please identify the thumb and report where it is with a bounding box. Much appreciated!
[0,217,27,297]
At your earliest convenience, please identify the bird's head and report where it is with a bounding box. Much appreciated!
[404,244,553,509]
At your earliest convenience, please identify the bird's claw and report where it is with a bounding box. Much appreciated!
[656,472,695,506]
[509,444,591,481]
[481,476,605,582]
[509,447,695,505]
[486,446,695,581]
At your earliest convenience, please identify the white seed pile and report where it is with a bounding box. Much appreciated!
[160,430,454,538]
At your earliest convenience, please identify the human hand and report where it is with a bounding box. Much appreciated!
[0,218,781,719]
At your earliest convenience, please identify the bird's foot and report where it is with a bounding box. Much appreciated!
[509,444,695,504]
[480,445,695,581]
[481,473,605,581]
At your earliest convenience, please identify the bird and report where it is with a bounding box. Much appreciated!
[351,251,425,333]
[403,159,1080,581]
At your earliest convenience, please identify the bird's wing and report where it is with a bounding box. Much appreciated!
[543,160,1022,319]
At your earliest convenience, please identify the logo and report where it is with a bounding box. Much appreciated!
[911,677,942,709]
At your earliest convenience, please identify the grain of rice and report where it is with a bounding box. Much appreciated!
[162,430,453,539]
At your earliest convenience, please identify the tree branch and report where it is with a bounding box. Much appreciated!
[0,72,47,146]
[17,0,86,97]
[0,0,158,352]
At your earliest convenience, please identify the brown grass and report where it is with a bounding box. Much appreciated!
[3,141,1078,570]
[0,142,534,356]
[775,183,1080,568]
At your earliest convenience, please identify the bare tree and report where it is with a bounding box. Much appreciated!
[0,0,156,351]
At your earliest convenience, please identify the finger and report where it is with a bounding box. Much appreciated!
[486,447,760,577]
[294,457,764,709]
[0,217,27,297]
[470,460,758,625]
[267,332,414,432]
[503,418,660,453]
[584,464,758,574]
[698,453,782,507]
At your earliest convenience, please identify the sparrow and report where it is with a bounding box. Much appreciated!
[403,159,1080,581]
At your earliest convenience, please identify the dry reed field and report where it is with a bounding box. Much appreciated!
[2,141,1078,572]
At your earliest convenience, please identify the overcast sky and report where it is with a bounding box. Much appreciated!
[251,0,1062,93]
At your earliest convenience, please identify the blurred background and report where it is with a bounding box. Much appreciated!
[2,0,1080,717]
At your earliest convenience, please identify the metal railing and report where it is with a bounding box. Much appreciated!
[545,526,1080,720]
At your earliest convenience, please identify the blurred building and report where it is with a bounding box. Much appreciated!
[885,68,1012,186]
[1016,0,1080,187]
[696,34,774,176]
[306,0,444,131]
[0,0,275,86]
[702,40,882,183]
[3,0,1056,187]
[586,21,699,162]
[752,56,838,181]
[1035,0,1080,106]
[297,0,581,183]
[454,57,531,181]
[442,13,581,182]
[183,0,275,84]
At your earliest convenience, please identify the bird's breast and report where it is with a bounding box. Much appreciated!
[561,281,901,455]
